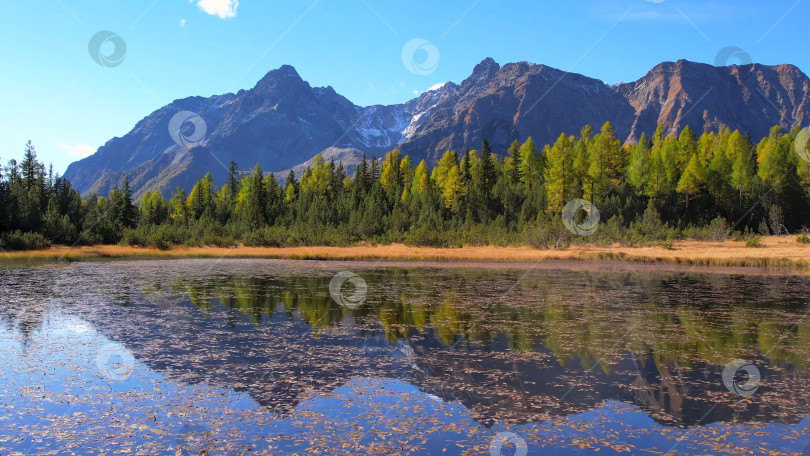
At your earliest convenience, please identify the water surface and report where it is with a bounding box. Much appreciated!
[1,259,809,455]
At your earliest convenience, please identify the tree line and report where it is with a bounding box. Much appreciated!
[1,122,809,250]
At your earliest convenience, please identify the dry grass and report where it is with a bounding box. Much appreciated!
[1,236,809,271]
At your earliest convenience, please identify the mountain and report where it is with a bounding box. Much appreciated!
[64,59,810,198]
[615,60,810,140]
[273,147,366,182]
[396,58,637,164]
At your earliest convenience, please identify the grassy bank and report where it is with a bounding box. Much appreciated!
[1,236,809,271]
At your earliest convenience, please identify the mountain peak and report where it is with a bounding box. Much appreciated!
[253,64,304,90]
[274,64,301,76]
[462,58,500,87]
[473,57,500,75]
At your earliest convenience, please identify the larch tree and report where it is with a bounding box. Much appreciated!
[300,154,331,198]
[431,150,459,195]
[544,133,577,212]
[441,164,465,211]
[284,170,297,203]
[399,155,414,189]
[676,154,706,208]
[626,133,651,196]
[504,139,522,184]
[676,125,698,172]
[169,187,190,223]
[584,122,623,204]
[187,173,216,219]
[757,126,791,195]
[379,149,403,193]
[411,160,430,196]
[518,137,541,192]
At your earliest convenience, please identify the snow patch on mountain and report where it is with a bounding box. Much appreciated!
[350,106,411,148]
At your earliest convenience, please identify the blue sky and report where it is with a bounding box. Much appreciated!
[1,0,807,174]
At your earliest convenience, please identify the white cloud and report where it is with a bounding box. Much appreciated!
[58,143,96,159]
[193,0,239,19]
[180,18,187,27]
[427,82,446,92]
[412,90,419,95]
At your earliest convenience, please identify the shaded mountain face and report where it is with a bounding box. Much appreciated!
[64,59,810,198]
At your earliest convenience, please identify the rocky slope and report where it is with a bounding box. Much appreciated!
[614,60,810,140]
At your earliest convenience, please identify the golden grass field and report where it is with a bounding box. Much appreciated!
[1,236,809,271]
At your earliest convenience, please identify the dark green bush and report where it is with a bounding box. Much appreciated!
[746,235,764,248]
[147,233,171,250]
[627,202,672,245]
[0,231,52,250]
[526,215,571,250]
[593,215,625,246]
[242,226,290,247]
[200,234,236,247]
[404,225,453,247]
[120,227,149,247]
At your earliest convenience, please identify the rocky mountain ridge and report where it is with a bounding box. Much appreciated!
[63,58,810,198]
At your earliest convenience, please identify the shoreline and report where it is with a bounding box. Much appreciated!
[1,236,809,272]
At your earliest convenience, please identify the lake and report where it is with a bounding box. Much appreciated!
[1,259,809,455]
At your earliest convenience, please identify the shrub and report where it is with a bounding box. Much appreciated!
[768,205,785,235]
[147,233,171,250]
[707,216,730,242]
[318,227,355,246]
[156,223,192,246]
[526,214,571,250]
[658,238,675,250]
[459,218,515,246]
[120,227,149,247]
[199,233,236,248]
[732,226,755,242]
[242,226,288,247]
[758,218,771,236]
[241,230,266,247]
[746,235,764,248]
[627,201,672,245]
[796,234,810,244]
[594,215,625,247]
[0,231,52,250]
[404,225,452,247]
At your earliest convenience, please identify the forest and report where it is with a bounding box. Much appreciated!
[1,122,809,251]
